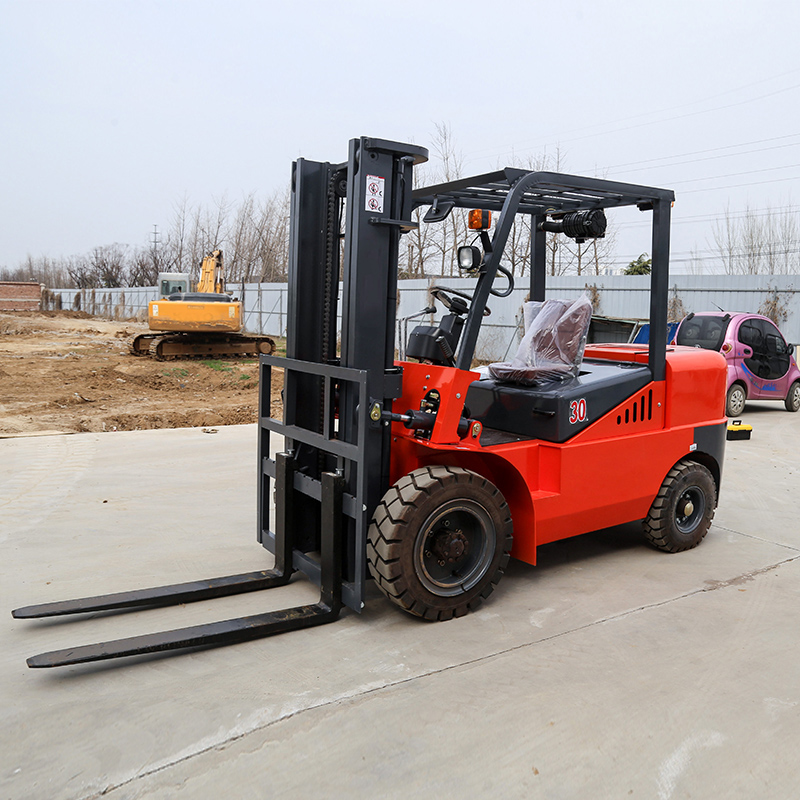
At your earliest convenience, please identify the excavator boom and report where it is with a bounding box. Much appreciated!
[197,250,225,294]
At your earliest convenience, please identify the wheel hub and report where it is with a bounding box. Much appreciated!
[430,529,469,565]
[676,488,704,532]
[414,499,496,596]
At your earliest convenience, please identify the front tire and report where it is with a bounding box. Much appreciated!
[644,460,717,553]
[785,380,800,412]
[367,466,513,620]
[726,383,746,417]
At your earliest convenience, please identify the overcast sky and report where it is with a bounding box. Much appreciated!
[2,0,800,274]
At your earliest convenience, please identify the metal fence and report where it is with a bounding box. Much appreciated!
[46,274,800,362]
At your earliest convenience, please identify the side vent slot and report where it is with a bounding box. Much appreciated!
[617,391,653,426]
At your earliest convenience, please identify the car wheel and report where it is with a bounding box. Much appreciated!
[726,383,746,417]
[367,466,512,620]
[785,380,800,412]
[643,460,717,553]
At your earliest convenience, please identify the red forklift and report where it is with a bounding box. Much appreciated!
[14,137,727,666]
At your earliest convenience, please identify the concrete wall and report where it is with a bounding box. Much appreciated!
[0,281,42,311]
[44,274,800,360]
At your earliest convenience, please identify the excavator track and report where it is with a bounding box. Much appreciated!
[130,333,275,360]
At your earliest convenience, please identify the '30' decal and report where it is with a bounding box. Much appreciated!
[569,398,587,424]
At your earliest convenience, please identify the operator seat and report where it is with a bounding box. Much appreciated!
[488,295,593,385]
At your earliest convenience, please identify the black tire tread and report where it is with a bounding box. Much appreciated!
[726,383,747,417]
[367,466,512,620]
[785,380,800,412]
[643,459,716,553]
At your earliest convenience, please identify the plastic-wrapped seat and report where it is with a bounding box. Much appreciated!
[488,295,593,385]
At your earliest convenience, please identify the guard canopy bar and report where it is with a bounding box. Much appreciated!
[412,170,674,381]
[412,169,674,214]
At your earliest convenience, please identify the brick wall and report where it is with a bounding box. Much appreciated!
[0,282,42,311]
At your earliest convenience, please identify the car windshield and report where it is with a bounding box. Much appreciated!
[676,315,731,351]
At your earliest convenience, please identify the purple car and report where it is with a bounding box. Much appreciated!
[674,312,800,416]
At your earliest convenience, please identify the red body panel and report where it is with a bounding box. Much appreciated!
[390,347,727,567]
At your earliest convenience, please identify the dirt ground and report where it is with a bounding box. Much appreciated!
[0,311,283,436]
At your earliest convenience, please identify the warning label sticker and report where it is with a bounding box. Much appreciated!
[365,174,384,213]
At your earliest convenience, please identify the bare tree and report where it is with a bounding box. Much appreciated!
[422,123,467,277]
[712,205,740,275]
[91,244,129,287]
[160,196,192,274]
[160,195,233,284]
[225,193,259,281]
[712,204,800,275]
[504,212,532,277]
[768,206,799,274]
[251,188,291,282]
[126,247,158,287]
[562,231,618,277]
[65,254,96,289]
[402,170,435,278]
[685,247,705,276]
[0,255,71,287]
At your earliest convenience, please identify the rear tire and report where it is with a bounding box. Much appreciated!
[367,466,512,620]
[726,383,746,417]
[644,460,716,553]
[785,380,800,412]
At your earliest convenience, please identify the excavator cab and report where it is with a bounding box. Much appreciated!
[157,273,190,298]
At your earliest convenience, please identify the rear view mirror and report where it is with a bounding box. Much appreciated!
[423,198,455,223]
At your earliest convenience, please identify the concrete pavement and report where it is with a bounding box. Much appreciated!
[2,403,799,799]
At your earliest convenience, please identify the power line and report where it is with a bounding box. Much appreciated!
[600,133,800,172]
[602,169,800,197]
[463,78,800,167]
[464,69,800,162]
[602,140,800,177]
[673,248,800,265]
[681,174,800,194]
[616,207,800,231]
[668,163,800,186]
[604,244,800,265]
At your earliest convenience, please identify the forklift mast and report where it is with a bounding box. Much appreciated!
[259,137,429,612]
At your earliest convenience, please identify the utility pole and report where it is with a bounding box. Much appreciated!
[151,224,161,274]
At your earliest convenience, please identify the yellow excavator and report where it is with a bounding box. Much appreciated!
[130,250,275,359]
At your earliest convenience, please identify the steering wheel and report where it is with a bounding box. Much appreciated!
[430,286,491,317]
